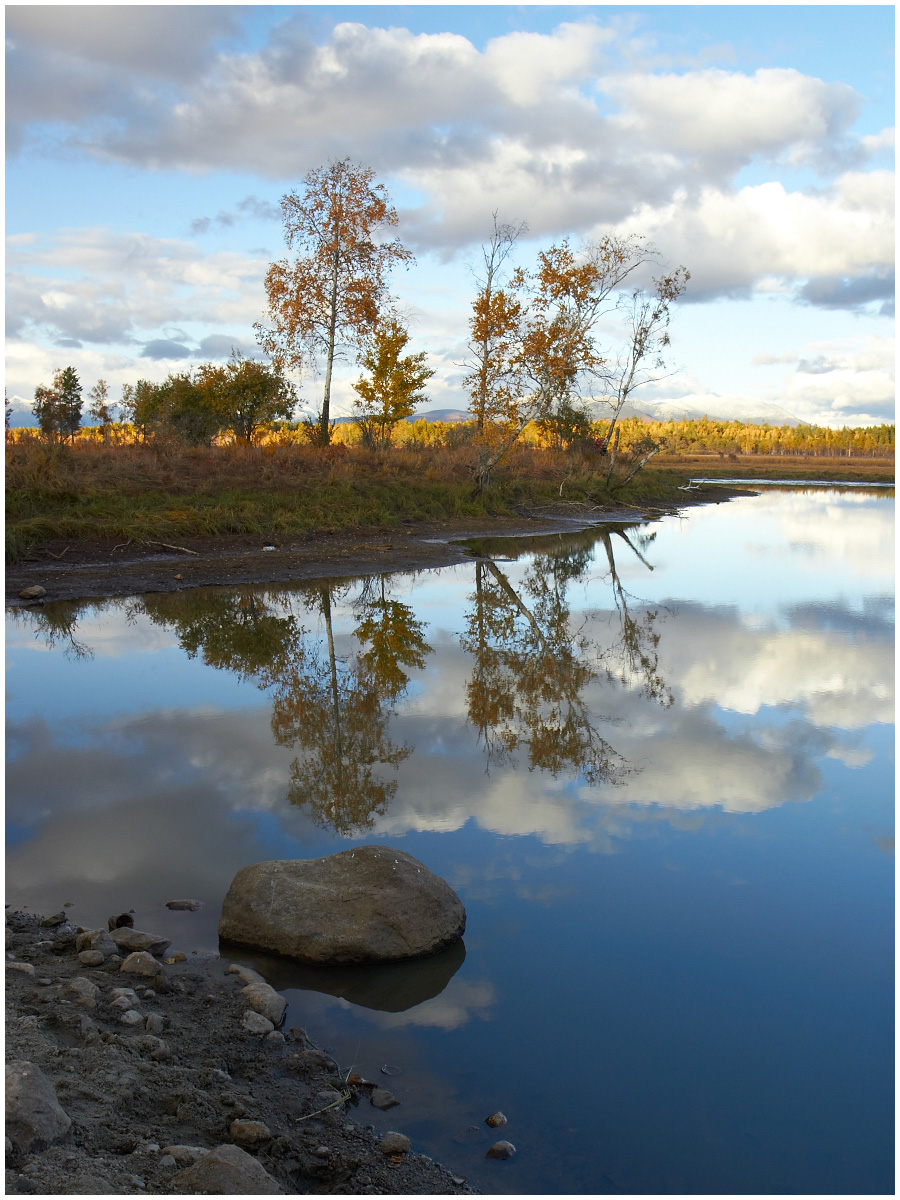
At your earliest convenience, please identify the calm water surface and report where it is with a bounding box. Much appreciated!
[6,487,894,1194]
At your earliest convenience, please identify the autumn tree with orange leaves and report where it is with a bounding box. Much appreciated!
[466,228,689,491]
[256,159,413,446]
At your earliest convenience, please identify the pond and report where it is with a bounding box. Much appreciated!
[6,486,894,1195]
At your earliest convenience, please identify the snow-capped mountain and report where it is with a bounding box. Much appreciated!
[591,396,806,427]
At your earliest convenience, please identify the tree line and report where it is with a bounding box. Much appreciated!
[22,156,890,475]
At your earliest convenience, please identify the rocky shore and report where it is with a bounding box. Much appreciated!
[5,909,477,1195]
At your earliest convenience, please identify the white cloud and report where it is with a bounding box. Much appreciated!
[5,12,894,422]
[614,173,894,304]
[607,67,859,172]
[5,228,269,396]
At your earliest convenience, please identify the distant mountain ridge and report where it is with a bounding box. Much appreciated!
[617,396,806,427]
[409,399,806,427]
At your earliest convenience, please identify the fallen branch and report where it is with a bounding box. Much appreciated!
[45,546,70,560]
[143,539,199,556]
[294,1089,352,1122]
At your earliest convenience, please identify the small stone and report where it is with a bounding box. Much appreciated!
[39,911,66,927]
[120,951,162,977]
[75,929,117,957]
[150,1038,172,1061]
[242,1010,275,1034]
[379,1132,411,1155]
[164,953,186,964]
[485,1111,508,1128]
[62,977,100,1008]
[486,1140,516,1160]
[239,982,286,1026]
[227,963,266,985]
[119,1009,144,1026]
[78,951,105,967]
[450,1175,467,1186]
[110,928,169,956]
[370,1088,400,1110]
[109,989,140,1008]
[19,586,47,601]
[229,1119,270,1144]
[159,1155,176,1169]
[165,899,202,911]
[145,1013,165,1035]
[265,1031,285,1045]
[162,1145,209,1168]
[7,961,36,977]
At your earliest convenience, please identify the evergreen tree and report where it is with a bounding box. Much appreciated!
[54,367,83,441]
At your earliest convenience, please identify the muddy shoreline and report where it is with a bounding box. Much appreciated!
[5,909,478,1196]
[7,488,743,607]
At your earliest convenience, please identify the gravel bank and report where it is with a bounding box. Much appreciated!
[5,910,476,1195]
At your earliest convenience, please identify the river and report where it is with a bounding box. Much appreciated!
[6,485,894,1194]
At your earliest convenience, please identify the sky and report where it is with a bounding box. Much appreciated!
[5,4,895,428]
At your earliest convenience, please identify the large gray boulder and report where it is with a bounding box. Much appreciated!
[6,1061,72,1153]
[219,846,466,964]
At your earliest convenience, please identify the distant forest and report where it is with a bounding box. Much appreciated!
[8,414,894,457]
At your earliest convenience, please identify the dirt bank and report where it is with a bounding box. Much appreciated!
[6,489,741,606]
[5,909,477,1196]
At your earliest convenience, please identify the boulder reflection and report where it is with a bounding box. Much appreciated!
[220,937,466,1013]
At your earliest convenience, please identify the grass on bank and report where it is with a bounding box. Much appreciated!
[6,436,893,564]
[5,438,693,563]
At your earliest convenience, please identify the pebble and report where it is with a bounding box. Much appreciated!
[119,1009,144,1026]
[486,1111,508,1127]
[165,899,202,911]
[158,1154,176,1169]
[62,977,100,1008]
[164,953,186,964]
[78,950,105,967]
[7,962,36,977]
[120,951,162,977]
[39,911,67,928]
[145,1013,165,1034]
[229,1119,270,1144]
[242,1010,274,1035]
[486,1140,517,1160]
[379,1131,411,1155]
[371,1088,400,1110]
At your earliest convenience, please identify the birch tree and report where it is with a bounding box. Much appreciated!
[463,213,526,433]
[256,159,413,446]
[469,234,688,492]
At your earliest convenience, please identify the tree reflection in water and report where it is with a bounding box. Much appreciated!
[138,578,431,835]
[16,523,669,829]
[269,579,431,834]
[462,523,669,782]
